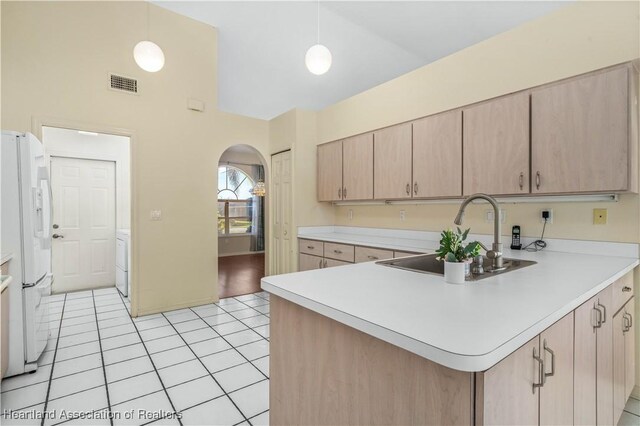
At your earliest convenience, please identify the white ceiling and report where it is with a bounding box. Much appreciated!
[156,1,569,120]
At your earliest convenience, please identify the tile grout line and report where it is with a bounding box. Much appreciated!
[188,308,269,381]
[213,303,270,345]
[115,291,184,426]
[161,312,253,426]
[40,293,67,425]
[91,290,115,426]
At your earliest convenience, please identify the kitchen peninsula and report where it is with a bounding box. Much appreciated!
[262,234,637,425]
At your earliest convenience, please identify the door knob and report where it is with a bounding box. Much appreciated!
[53,224,59,229]
[52,234,64,239]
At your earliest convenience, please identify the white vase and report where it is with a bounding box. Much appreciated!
[444,261,466,284]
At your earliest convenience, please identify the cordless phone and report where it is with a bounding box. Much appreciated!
[510,225,522,250]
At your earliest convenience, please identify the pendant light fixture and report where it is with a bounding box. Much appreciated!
[251,180,266,197]
[134,2,165,73]
[305,0,332,75]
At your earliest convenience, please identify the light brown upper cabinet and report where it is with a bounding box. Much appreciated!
[374,123,413,199]
[317,141,343,202]
[412,110,462,198]
[463,92,530,196]
[532,66,635,194]
[342,133,374,200]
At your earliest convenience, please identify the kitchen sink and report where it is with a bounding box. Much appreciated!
[376,253,536,281]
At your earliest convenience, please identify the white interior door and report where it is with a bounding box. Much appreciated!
[51,157,116,293]
[271,151,292,275]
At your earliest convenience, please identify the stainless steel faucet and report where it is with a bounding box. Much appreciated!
[454,193,504,271]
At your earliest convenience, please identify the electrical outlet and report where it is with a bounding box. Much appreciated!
[593,208,607,225]
[485,209,506,224]
[348,209,353,220]
[150,210,162,221]
[400,210,406,221]
[541,209,554,224]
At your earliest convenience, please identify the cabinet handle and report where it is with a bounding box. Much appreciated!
[536,171,541,190]
[333,249,342,254]
[543,340,555,378]
[367,255,379,260]
[413,182,418,195]
[519,173,524,190]
[307,245,315,250]
[592,305,603,329]
[623,313,630,333]
[406,183,410,195]
[622,286,632,292]
[343,187,347,198]
[324,259,328,268]
[338,188,342,199]
[533,347,545,393]
[596,301,607,324]
[319,259,323,269]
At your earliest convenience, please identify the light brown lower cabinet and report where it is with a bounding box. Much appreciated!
[298,253,323,271]
[614,296,635,424]
[476,312,573,426]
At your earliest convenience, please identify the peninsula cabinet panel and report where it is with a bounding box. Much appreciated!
[539,312,574,426]
[342,133,374,200]
[463,92,530,196]
[270,296,473,426]
[624,297,635,400]
[374,123,413,199]
[596,285,614,426]
[317,141,343,202]
[476,336,539,426]
[412,110,462,198]
[532,67,631,194]
[613,308,626,424]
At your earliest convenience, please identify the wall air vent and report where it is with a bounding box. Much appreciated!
[109,73,138,94]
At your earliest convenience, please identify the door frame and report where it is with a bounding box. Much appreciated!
[32,117,138,315]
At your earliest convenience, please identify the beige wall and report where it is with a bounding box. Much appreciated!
[1,1,269,316]
[309,1,640,393]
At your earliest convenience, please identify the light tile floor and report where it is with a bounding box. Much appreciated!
[1,288,270,426]
[620,396,640,426]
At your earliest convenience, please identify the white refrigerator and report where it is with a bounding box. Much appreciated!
[1,130,52,376]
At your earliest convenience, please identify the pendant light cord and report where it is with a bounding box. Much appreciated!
[146,1,150,40]
[317,0,320,44]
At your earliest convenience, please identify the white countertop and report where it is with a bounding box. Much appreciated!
[262,239,638,372]
[1,275,12,293]
[1,252,14,266]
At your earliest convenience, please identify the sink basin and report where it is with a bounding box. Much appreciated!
[376,253,536,281]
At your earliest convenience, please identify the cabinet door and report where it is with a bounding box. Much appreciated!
[539,312,574,426]
[342,133,373,200]
[412,110,462,198]
[624,297,635,399]
[323,258,351,268]
[477,336,539,426]
[613,309,626,425]
[298,253,323,271]
[531,67,629,193]
[463,92,530,195]
[374,123,413,199]
[596,285,614,426]
[317,141,343,202]
[574,295,598,426]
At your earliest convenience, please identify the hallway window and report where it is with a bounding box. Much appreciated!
[218,165,254,235]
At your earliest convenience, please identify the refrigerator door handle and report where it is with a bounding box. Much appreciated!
[37,166,53,248]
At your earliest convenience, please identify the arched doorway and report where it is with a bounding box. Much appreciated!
[217,145,267,299]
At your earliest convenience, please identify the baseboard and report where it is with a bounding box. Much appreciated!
[218,251,265,258]
[133,296,217,318]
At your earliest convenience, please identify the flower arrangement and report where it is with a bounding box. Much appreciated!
[436,227,481,263]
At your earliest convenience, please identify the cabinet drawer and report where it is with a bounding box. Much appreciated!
[612,271,634,314]
[299,239,324,257]
[324,258,351,268]
[393,250,422,258]
[355,246,393,263]
[324,242,355,262]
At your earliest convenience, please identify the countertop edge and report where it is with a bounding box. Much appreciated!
[261,259,639,372]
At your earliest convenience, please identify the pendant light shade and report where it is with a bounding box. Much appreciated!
[305,44,332,75]
[252,180,266,197]
[134,40,165,73]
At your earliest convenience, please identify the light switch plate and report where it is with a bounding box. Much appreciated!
[593,208,607,225]
[400,210,406,221]
[150,210,162,221]
[486,209,506,224]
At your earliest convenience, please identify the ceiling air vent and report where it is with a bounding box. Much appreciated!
[109,73,138,94]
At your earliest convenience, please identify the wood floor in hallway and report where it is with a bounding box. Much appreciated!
[218,253,265,299]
